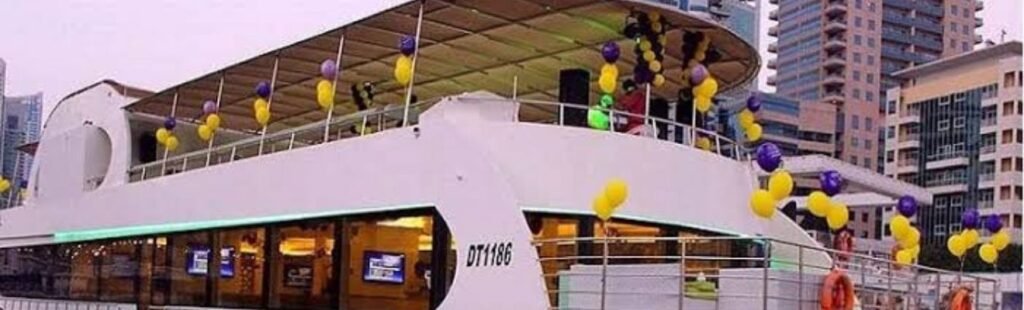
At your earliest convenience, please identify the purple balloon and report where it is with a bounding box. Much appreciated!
[755,143,782,173]
[633,65,652,84]
[163,117,176,130]
[961,209,980,229]
[400,35,416,56]
[601,41,621,63]
[320,60,337,79]
[984,215,1003,233]
[896,195,917,217]
[255,81,271,98]
[690,64,708,85]
[202,100,217,114]
[746,95,762,112]
[820,170,843,196]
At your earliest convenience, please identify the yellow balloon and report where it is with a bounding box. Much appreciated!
[598,71,617,94]
[642,50,656,62]
[197,124,213,141]
[695,96,712,113]
[895,249,913,265]
[205,113,221,130]
[701,77,719,98]
[979,243,998,264]
[767,170,794,200]
[947,234,967,257]
[0,179,10,193]
[255,106,271,126]
[639,39,652,52]
[394,56,413,86]
[316,79,335,110]
[961,229,979,249]
[826,202,849,230]
[807,191,831,217]
[648,60,662,73]
[657,34,667,46]
[899,227,920,249]
[165,135,179,151]
[652,74,665,87]
[593,194,613,222]
[253,98,268,111]
[890,215,911,240]
[603,179,628,208]
[601,63,619,78]
[156,128,170,145]
[908,244,921,259]
[745,123,763,142]
[992,230,1011,250]
[648,11,661,22]
[738,109,755,129]
[696,137,711,151]
[694,51,707,62]
[750,189,776,218]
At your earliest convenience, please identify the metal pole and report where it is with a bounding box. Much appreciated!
[974,277,981,309]
[644,83,652,128]
[205,73,225,167]
[690,101,697,146]
[600,223,609,310]
[933,272,942,310]
[323,33,346,143]
[401,1,425,127]
[678,239,686,310]
[911,267,919,308]
[160,91,179,176]
[886,257,893,307]
[258,55,281,156]
[797,246,803,310]
[761,240,770,310]
[512,75,518,100]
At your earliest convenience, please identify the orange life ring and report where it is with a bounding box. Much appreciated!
[950,287,972,310]
[820,269,855,310]
[833,230,854,262]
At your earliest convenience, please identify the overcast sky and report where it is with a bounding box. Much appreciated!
[0,0,1020,117]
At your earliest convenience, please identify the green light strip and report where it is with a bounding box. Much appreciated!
[53,203,430,243]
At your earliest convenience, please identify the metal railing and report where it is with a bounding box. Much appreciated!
[533,235,1000,310]
[128,96,749,183]
[0,296,133,310]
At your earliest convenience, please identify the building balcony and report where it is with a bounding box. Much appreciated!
[824,36,847,51]
[976,1,984,11]
[768,26,779,37]
[886,0,913,9]
[824,20,847,34]
[882,46,927,64]
[928,183,968,194]
[883,11,914,27]
[767,58,778,69]
[767,75,778,86]
[768,42,778,53]
[770,0,778,4]
[898,133,920,142]
[914,18,943,34]
[823,73,845,86]
[982,117,997,127]
[975,34,984,44]
[976,17,984,28]
[825,1,848,16]
[769,9,778,21]
[823,91,845,103]
[883,28,912,44]
[897,139,920,150]
[823,56,846,69]
[978,200,994,209]
[915,2,944,17]
[926,156,969,170]
[912,36,943,51]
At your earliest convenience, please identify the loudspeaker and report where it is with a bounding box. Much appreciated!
[559,69,590,127]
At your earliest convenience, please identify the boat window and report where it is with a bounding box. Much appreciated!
[343,214,436,310]
[98,239,143,302]
[268,221,335,309]
[214,227,266,308]
[166,231,211,306]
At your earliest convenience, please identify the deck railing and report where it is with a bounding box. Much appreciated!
[532,235,1000,310]
[128,96,748,183]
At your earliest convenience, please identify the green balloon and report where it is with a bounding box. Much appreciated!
[600,94,615,108]
[588,108,610,130]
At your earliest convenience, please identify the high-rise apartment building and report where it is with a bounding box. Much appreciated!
[724,91,837,156]
[0,93,43,193]
[883,42,1022,245]
[768,0,983,173]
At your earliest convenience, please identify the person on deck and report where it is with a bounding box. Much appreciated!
[615,79,647,134]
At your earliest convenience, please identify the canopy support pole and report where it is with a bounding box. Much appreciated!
[401,0,425,127]
[323,32,346,143]
[645,83,652,135]
[161,91,179,176]
[258,55,281,156]
[512,75,518,100]
[690,101,697,146]
[205,73,225,167]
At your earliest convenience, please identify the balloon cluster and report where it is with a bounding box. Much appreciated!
[805,170,849,230]
[350,82,375,111]
[316,60,338,111]
[592,179,629,222]
[738,95,763,142]
[623,11,667,86]
[749,143,793,218]
[947,210,1010,264]
[253,81,272,127]
[155,117,180,151]
[679,30,717,114]
[589,42,620,130]
[196,100,221,141]
[394,35,415,86]
[888,196,921,265]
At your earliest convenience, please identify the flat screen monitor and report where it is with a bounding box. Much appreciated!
[362,251,405,284]
[186,245,210,276]
[220,246,235,278]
